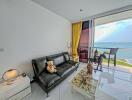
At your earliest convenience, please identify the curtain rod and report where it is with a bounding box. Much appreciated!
[94,8,132,19]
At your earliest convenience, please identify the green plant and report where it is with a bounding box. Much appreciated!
[103,59,132,67]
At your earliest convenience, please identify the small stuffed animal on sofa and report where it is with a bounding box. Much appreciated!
[47,61,57,73]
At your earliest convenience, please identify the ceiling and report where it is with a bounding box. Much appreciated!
[32,0,132,22]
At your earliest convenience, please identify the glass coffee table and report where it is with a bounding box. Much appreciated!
[69,65,132,100]
[70,69,98,100]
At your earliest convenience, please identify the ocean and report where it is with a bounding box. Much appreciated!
[94,42,132,59]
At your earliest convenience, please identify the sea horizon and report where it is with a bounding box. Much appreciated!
[94,42,132,61]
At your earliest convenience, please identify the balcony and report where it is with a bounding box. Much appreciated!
[93,47,132,74]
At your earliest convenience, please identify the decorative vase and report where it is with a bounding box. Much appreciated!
[87,63,93,75]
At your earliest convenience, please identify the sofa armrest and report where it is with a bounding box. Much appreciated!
[70,56,79,62]
[69,56,73,61]
[32,60,39,78]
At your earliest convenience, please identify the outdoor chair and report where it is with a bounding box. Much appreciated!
[104,48,118,67]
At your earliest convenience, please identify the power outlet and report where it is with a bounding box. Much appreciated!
[0,48,4,52]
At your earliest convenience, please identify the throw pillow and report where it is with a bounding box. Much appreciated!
[64,54,70,61]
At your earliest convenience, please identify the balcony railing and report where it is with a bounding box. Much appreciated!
[78,45,132,67]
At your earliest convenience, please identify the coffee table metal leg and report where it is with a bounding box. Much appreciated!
[84,95,95,100]
[71,86,76,94]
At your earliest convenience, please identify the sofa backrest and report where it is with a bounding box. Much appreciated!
[62,52,70,61]
[46,53,65,66]
[32,52,70,77]
[32,57,47,76]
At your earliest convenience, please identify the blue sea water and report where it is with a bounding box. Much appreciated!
[94,42,132,59]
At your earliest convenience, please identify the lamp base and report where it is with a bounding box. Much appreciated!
[6,81,13,85]
[5,78,16,85]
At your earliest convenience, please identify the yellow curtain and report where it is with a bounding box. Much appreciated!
[72,21,82,60]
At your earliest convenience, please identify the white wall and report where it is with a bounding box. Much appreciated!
[0,0,71,80]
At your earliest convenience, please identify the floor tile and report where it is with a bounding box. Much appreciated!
[23,63,132,100]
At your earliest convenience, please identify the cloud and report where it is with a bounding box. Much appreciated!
[95,18,132,43]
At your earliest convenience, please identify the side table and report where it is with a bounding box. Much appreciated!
[0,75,31,100]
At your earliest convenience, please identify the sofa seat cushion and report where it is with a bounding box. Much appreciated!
[39,72,60,87]
[60,66,75,77]
[56,63,72,76]
[66,60,78,66]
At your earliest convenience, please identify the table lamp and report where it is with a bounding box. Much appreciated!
[2,69,19,85]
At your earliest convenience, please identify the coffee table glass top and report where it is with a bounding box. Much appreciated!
[71,69,98,96]
[68,65,132,100]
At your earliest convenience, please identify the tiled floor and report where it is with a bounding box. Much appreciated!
[23,63,132,100]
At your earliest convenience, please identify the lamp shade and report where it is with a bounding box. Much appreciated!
[2,69,19,81]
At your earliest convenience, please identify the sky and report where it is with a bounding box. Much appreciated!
[95,18,132,43]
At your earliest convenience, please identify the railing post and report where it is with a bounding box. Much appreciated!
[114,54,116,66]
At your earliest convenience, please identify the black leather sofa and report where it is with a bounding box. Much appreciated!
[32,52,79,96]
